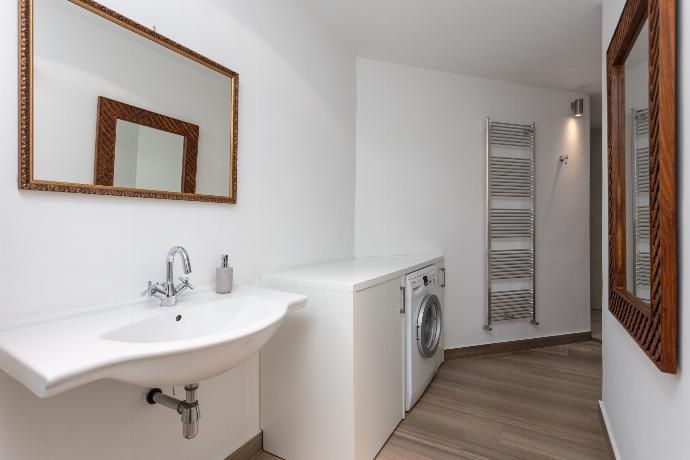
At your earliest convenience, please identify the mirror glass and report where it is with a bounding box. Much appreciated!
[624,20,649,301]
[113,121,185,192]
[32,0,236,199]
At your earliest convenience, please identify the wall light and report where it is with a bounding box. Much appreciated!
[571,98,584,117]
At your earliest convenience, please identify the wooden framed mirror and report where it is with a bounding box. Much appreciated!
[93,97,200,194]
[607,0,676,372]
[19,0,238,203]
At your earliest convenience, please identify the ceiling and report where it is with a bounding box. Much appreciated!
[297,0,603,94]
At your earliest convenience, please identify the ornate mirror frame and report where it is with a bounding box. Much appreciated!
[607,0,676,372]
[93,97,200,194]
[18,0,239,204]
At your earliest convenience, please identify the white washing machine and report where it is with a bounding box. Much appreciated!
[405,264,444,411]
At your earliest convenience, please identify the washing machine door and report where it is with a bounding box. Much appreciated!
[417,294,442,358]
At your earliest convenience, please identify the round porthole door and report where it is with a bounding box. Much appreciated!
[417,294,442,358]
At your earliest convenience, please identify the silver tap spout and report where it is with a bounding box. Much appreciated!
[143,246,194,307]
[166,246,192,282]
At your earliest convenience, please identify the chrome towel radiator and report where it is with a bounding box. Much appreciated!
[485,118,537,330]
[632,109,650,301]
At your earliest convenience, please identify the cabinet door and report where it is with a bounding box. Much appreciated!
[353,277,404,459]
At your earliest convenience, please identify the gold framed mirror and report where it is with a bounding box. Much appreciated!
[19,0,238,203]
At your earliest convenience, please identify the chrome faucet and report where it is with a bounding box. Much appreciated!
[143,246,195,306]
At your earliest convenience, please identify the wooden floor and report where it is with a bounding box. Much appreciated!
[250,452,280,460]
[377,341,608,460]
[258,341,608,460]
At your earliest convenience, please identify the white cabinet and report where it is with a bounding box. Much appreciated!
[259,255,442,460]
[352,277,405,459]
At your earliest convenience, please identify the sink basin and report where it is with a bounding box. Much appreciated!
[102,297,269,343]
[0,286,307,397]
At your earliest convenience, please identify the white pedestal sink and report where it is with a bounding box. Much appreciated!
[0,286,307,397]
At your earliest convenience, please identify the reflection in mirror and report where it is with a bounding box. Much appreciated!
[114,121,185,193]
[94,97,199,194]
[624,20,649,301]
[28,0,238,202]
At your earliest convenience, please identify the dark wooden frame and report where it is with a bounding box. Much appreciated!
[18,0,238,203]
[94,97,199,194]
[607,0,676,372]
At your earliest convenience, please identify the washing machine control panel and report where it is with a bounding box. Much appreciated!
[407,266,438,289]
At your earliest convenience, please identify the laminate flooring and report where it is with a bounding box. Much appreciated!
[250,452,280,460]
[377,341,608,460]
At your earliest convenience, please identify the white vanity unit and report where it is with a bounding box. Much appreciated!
[259,254,443,460]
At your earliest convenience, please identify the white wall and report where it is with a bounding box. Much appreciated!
[601,1,690,459]
[0,0,355,459]
[133,125,185,192]
[113,120,140,188]
[355,58,591,348]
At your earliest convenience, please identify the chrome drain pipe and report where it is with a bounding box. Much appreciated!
[146,384,201,439]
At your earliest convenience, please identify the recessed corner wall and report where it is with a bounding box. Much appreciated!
[0,1,355,458]
[354,58,591,348]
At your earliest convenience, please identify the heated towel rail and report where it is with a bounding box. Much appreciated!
[485,118,537,330]
[632,108,650,301]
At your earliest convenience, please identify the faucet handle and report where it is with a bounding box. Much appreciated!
[141,281,160,297]
[178,277,195,291]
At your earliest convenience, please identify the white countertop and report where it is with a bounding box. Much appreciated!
[260,254,443,292]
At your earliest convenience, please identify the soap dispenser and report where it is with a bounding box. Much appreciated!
[216,254,233,294]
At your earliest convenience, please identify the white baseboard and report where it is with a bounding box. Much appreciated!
[598,400,622,459]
